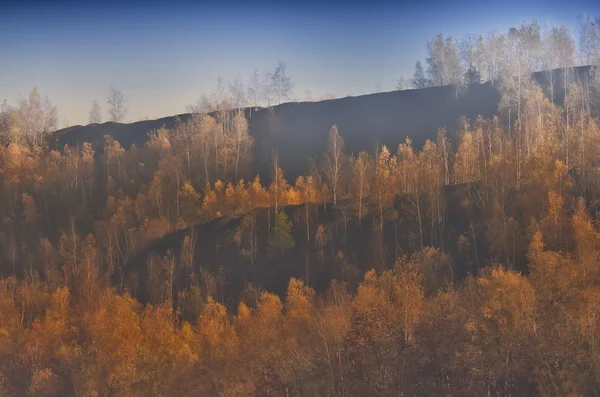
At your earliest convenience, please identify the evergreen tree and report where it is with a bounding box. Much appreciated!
[410,61,431,89]
[268,211,295,256]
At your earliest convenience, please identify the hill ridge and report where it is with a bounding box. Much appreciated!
[53,66,594,182]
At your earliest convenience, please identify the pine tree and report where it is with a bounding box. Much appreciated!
[268,211,295,256]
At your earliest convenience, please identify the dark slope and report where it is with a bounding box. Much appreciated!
[53,113,194,153]
[53,66,594,182]
[53,83,500,181]
[126,184,486,308]
[249,83,499,181]
[531,65,596,104]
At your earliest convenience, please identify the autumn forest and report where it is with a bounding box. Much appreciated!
[3,18,600,397]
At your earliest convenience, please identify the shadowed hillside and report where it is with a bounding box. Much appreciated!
[125,183,485,309]
[54,82,500,181]
[53,66,594,182]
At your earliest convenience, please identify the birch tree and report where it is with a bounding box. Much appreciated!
[426,33,463,89]
[107,86,128,122]
[459,33,481,84]
[396,77,408,90]
[89,100,102,124]
[351,151,371,223]
[9,88,58,146]
[228,76,247,111]
[232,111,253,180]
[268,62,293,105]
[483,32,507,83]
[323,125,345,205]
[542,25,575,103]
[248,69,262,111]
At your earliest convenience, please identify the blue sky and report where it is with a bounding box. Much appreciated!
[1,0,599,127]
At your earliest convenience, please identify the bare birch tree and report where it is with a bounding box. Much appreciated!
[9,87,58,146]
[107,86,128,122]
[324,125,345,205]
[268,61,293,105]
[248,69,262,110]
[352,151,371,223]
[89,100,102,124]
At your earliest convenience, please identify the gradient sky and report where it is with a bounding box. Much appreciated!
[1,0,599,127]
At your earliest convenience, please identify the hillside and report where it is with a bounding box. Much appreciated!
[125,182,483,310]
[53,66,594,182]
[2,64,600,396]
[53,83,499,181]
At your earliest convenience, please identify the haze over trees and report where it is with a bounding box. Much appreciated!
[1,14,600,397]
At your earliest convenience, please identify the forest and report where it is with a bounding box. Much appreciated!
[1,18,600,397]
